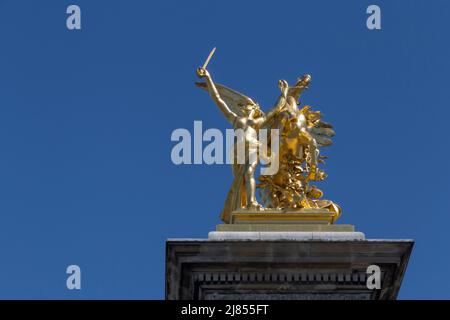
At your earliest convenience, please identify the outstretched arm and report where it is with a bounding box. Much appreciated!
[197,67,237,123]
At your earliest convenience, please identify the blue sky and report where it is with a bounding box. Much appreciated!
[0,0,449,299]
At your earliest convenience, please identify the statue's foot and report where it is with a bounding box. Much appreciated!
[246,201,263,211]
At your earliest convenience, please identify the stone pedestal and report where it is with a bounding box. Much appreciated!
[165,235,413,300]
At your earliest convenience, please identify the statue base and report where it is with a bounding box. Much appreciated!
[166,236,413,300]
[230,208,340,224]
[166,208,412,300]
[208,231,365,240]
[216,223,354,232]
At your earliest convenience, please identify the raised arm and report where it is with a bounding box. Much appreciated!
[258,80,288,127]
[197,67,238,123]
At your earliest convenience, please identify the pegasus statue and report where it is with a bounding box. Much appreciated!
[195,48,340,223]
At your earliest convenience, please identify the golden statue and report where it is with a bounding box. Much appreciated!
[196,48,341,225]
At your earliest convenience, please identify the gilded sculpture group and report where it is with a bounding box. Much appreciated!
[196,49,341,223]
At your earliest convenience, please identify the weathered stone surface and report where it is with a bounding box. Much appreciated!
[166,238,413,300]
[216,224,355,232]
[208,231,365,241]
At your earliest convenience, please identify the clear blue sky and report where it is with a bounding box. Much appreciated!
[0,0,449,299]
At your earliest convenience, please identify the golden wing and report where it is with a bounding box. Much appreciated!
[308,121,335,147]
[195,82,262,117]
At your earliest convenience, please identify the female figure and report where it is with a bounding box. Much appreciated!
[196,67,288,222]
